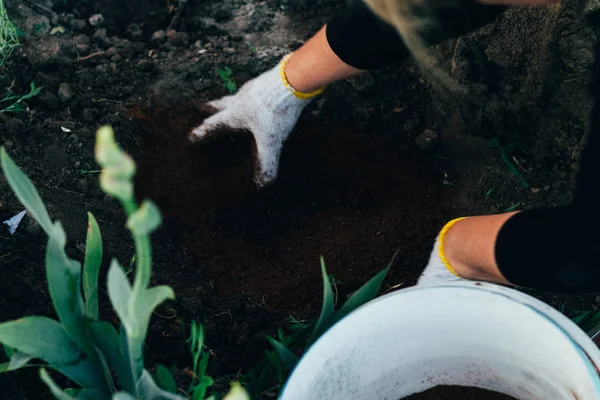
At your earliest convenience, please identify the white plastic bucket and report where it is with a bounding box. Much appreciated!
[280,281,600,400]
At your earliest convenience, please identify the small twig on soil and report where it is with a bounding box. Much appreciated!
[92,98,134,106]
[167,0,189,32]
[22,0,58,24]
[382,282,403,295]
[77,51,105,62]
[512,156,532,174]
[564,76,586,83]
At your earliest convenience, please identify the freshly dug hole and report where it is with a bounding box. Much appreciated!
[404,385,517,399]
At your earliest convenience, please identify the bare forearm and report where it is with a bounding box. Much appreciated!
[443,212,518,285]
[285,26,364,93]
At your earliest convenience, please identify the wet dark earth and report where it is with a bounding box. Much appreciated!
[0,0,599,398]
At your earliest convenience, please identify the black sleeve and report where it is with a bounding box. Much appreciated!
[325,0,508,71]
[494,30,600,293]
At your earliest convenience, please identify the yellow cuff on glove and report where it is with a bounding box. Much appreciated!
[438,217,468,277]
[279,53,327,100]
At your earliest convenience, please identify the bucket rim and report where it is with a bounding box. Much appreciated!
[281,281,600,399]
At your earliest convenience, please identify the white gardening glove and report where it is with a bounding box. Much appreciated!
[189,54,325,187]
[416,218,467,286]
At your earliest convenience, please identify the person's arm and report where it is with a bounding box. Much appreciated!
[419,19,600,292]
[189,0,508,187]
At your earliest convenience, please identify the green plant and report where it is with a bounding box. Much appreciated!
[217,67,237,94]
[0,126,248,400]
[488,138,530,188]
[0,82,43,113]
[245,42,256,53]
[244,254,396,397]
[0,0,20,65]
[571,309,600,333]
[185,321,214,400]
[31,21,48,35]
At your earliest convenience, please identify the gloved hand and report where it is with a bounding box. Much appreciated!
[189,54,325,187]
[416,218,467,286]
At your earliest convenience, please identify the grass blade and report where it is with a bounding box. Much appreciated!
[40,368,76,400]
[1,148,53,234]
[336,253,395,322]
[154,364,177,394]
[306,257,335,347]
[83,213,103,320]
[267,337,297,373]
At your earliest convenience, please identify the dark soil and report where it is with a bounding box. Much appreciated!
[0,0,599,399]
[405,385,516,400]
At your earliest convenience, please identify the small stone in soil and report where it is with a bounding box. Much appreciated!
[89,14,104,27]
[57,83,75,102]
[151,30,167,45]
[92,29,112,49]
[24,15,51,35]
[38,92,60,110]
[70,18,87,30]
[415,129,440,153]
[82,108,97,121]
[77,179,89,193]
[105,46,119,57]
[137,59,153,71]
[34,71,60,91]
[166,30,189,47]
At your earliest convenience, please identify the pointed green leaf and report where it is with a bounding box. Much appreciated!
[336,264,392,322]
[84,213,103,320]
[126,200,162,236]
[107,260,133,332]
[154,364,177,394]
[45,223,110,391]
[307,257,335,347]
[135,285,175,341]
[88,321,134,393]
[136,369,186,400]
[0,317,103,389]
[267,337,297,373]
[40,368,76,400]
[1,148,53,234]
[191,375,214,400]
[8,350,33,370]
[45,224,87,345]
[191,351,212,399]
[107,260,143,382]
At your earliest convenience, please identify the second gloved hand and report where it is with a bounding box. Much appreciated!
[189,54,324,187]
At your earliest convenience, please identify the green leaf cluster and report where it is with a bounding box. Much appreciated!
[0,126,248,400]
